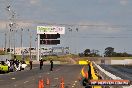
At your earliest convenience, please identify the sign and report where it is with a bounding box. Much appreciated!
[37,26,65,34]
[40,34,60,39]
[40,40,60,45]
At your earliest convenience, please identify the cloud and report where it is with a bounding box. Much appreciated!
[120,0,128,6]
[77,21,121,33]
[29,0,40,5]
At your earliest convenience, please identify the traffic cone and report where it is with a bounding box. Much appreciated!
[38,80,41,88]
[60,77,64,88]
[41,79,44,88]
[46,77,50,85]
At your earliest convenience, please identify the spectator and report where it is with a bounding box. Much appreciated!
[50,59,53,71]
[39,59,43,70]
[29,60,33,70]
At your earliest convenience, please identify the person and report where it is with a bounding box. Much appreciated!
[6,59,10,67]
[39,59,43,70]
[29,60,33,70]
[50,59,53,71]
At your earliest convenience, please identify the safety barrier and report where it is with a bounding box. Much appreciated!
[90,62,102,88]
[92,61,132,88]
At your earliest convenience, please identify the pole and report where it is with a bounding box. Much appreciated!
[5,32,7,53]
[37,34,40,61]
[14,30,15,56]
[9,29,11,53]
[21,28,23,59]
[29,30,32,60]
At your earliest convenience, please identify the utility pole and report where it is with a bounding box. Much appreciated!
[21,28,23,59]
[5,32,7,53]
[29,29,32,60]
[37,34,40,61]
[9,29,11,53]
[5,1,17,57]
[13,30,16,55]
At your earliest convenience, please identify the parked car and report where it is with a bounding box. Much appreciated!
[0,61,9,73]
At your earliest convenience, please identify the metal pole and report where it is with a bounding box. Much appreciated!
[9,29,11,53]
[29,30,32,60]
[37,34,40,61]
[21,28,23,59]
[14,30,15,56]
[5,32,7,53]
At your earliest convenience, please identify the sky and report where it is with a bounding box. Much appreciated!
[0,0,132,55]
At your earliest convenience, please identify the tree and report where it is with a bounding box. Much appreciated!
[104,47,114,57]
[84,49,90,56]
[90,49,100,57]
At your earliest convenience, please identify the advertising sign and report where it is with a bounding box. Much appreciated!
[37,26,65,34]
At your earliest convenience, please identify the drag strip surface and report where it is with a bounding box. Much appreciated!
[100,65,132,81]
[0,65,83,88]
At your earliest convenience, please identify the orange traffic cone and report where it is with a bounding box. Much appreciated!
[41,79,44,88]
[60,77,64,88]
[46,78,50,85]
[38,80,41,88]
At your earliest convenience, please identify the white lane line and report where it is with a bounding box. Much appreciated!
[54,77,59,80]
[73,83,76,86]
[24,81,29,83]
[11,77,16,80]
[75,80,77,83]
[47,72,50,74]
[55,69,61,71]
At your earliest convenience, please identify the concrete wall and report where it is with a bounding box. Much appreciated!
[111,59,132,65]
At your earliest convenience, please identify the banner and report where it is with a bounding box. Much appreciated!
[37,26,65,34]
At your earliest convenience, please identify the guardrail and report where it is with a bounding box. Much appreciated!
[92,61,132,88]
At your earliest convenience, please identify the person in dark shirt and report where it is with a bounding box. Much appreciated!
[50,59,53,71]
[40,59,43,70]
[29,60,33,70]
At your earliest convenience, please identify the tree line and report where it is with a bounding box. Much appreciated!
[79,47,132,57]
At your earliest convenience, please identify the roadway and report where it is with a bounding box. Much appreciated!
[0,64,83,88]
[100,65,132,81]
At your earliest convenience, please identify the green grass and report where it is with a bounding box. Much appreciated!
[41,54,79,62]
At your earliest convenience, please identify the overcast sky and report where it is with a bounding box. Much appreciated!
[0,0,132,55]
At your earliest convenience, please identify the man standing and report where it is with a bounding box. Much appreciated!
[29,60,32,70]
[50,59,53,71]
[40,59,43,70]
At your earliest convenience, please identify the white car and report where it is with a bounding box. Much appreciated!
[21,61,27,70]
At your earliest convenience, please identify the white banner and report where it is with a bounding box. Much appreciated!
[37,26,65,34]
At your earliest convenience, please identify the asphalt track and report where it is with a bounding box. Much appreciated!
[0,65,83,88]
[100,65,132,81]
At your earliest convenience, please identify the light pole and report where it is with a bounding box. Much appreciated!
[13,30,17,55]
[28,29,32,60]
[5,2,17,57]
[21,28,23,60]
[5,32,7,53]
